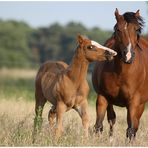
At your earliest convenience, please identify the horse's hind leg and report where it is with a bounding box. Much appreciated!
[107,104,116,138]
[48,105,56,128]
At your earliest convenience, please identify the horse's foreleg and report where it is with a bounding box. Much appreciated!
[74,99,89,138]
[55,101,66,139]
[136,104,144,120]
[94,95,108,135]
[126,101,144,141]
[107,104,116,137]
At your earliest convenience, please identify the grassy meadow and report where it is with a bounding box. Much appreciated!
[0,68,148,146]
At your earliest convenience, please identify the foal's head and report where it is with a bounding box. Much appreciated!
[77,35,117,62]
[114,8,144,64]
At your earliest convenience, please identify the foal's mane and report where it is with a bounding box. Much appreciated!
[114,12,145,36]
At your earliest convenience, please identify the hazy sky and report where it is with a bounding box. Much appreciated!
[0,1,147,33]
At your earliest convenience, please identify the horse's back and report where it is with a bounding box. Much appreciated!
[37,61,68,74]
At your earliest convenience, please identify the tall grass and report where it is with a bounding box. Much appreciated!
[0,99,148,146]
[0,68,148,146]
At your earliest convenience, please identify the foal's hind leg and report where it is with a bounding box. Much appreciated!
[107,104,116,138]
[33,89,46,143]
[48,105,56,128]
[34,89,46,131]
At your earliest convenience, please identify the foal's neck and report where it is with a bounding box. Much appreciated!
[67,47,89,87]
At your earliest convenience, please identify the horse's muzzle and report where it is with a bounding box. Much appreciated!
[121,49,135,64]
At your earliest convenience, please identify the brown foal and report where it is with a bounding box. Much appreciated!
[34,35,117,139]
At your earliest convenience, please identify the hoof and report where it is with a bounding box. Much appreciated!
[126,128,136,141]
[94,125,103,135]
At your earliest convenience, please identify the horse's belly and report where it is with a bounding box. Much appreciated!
[101,82,129,107]
[108,96,127,107]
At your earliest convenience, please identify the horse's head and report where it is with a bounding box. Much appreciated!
[114,8,144,64]
[77,35,117,62]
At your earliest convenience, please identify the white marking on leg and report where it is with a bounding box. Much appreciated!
[91,40,117,55]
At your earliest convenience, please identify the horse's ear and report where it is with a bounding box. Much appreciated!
[115,8,123,22]
[135,9,140,17]
[77,34,84,45]
[115,8,120,20]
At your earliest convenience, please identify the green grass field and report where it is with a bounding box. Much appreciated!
[0,68,148,146]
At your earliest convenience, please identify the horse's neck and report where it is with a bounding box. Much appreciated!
[66,50,88,87]
[138,36,148,50]
[114,49,141,75]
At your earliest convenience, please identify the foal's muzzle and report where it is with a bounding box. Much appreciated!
[105,50,117,60]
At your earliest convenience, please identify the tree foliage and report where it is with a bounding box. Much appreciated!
[30,22,113,65]
[0,20,33,67]
[0,20,147,68]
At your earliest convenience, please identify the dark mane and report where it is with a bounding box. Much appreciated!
[114,12,145,36]
[123,12,144,34]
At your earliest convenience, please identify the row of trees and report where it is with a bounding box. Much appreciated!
[0,19,147,68]
[0,20,113,68]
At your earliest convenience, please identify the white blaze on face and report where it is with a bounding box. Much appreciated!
[124,23,132,62]
[124,22,127,30]
[126,43,132,62]
[91,40,117,56]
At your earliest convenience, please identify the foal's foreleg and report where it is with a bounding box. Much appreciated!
[75,99,89,138]
[95,95,108,135]
[107,104,116,137]
[55,101,66,139]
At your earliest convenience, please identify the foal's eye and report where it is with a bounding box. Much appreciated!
[87,45,93,49]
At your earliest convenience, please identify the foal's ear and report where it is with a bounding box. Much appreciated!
[135,9,140,17]
[77,34,84,45]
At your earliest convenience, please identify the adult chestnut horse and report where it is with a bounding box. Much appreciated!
[34,35,117,139]
[92,8,148,140]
